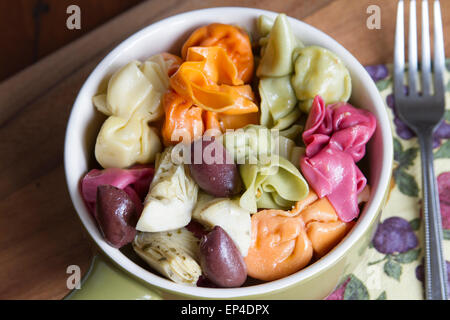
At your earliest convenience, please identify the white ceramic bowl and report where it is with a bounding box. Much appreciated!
[64,7,393,299]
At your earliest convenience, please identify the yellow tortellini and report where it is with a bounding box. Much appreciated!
[239,155,309,213]
[93,54,172,168]
[95,116,161,168]
[256,14,303,131]
[93,55,170,121]
[291,46,352,112]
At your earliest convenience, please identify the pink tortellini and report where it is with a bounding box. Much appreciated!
[300,96,376,222]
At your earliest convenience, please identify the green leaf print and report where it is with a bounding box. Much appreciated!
[376,78,391,91]
[384,259,402,280]
[393,248,421,264]
[434,139,450,159]
[376,291,387,300]
[445,110,450,122]
[394,169,419,197]
[343,274,370,300]
[443,229,450,240]
[393,138,403,161]
[393,138,418,168]
[409,218,421,231]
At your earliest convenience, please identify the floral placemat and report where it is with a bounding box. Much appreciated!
[326,61,450,300]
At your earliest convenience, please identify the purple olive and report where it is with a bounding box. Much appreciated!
[199,226,247,288]
[95,185,137,248]
[189,137,242,197]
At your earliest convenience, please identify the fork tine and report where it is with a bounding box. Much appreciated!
[394,0,405,97]
[433,0,446,99]
[421,0,432,96]
[409,0,418,95]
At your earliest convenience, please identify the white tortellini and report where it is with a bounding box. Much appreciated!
[291,46,352,112]
[133,228,201,285]
[93,54,172,168]
[192,192,252,257]
[136,146,199,232]
[95,116,161,168]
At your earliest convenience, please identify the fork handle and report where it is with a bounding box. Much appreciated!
[418,131,448,300]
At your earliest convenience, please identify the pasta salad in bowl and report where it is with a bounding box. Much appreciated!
[64,8,392,299]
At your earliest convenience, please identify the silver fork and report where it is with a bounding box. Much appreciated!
[394,0,448,300]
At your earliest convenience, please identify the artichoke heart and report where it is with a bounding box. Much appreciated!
[133,228,201,286]
[136,146,199,232]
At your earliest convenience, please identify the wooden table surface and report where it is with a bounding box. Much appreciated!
[1,0,450,300]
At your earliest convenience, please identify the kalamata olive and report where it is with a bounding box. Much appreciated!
[199,226,247,288]
[95,185,137,248]
[189,137,242,197]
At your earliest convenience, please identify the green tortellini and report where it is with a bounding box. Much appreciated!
[257,14,302,77]
[259,76,301,130]
[291,46,352,112]
[239,155,309,213]
[257,14,303,131]
[221,125,274,165]
[220,125,308,212]
[221,125,304,168]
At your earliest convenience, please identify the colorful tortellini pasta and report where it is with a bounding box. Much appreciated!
[181,23,254,83]
[220,126,309,212]
[93,54,179,168]
[163,45,259,144]
[244,190,356,281]
[259,76,301,130]
[170,46,258,115]
[257,14,302,78]
[94,55,177,121]
[244,205,313,281]
[292,46,352,112]
[83,14,377,288]
[300,96,376,222]
[161,89,204,146]
[256,14,303,131]
[239,154,309,213]
[221,125,304,168]
[95,116,162,169]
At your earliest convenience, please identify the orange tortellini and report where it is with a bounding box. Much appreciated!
[299,195,355,258]
[162,26,259,145]
[244,206,313,282]
[181,23,254,83]
[245,191,354,281]
[161,90,204,146]
[170,47,258,115]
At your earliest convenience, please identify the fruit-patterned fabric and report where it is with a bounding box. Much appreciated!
[326,61,450,300]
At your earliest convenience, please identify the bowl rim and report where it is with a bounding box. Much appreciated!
[64,6,393,298]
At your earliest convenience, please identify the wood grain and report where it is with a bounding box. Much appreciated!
[0,0,144,82]
[1,0,449,300]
